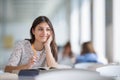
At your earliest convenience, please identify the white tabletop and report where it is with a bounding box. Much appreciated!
[0,72,18,80]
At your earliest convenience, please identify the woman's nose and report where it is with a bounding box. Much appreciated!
[43,30,48,35]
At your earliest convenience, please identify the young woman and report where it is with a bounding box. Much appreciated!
[4,16,58,73]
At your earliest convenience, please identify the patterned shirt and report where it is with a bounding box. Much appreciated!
[7,40,46,69]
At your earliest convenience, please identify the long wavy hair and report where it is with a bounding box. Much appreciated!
[81,41,96,55]
[29,16,57,61]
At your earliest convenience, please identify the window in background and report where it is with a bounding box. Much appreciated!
[70,0,80,54]
[52,4,69,46]
[80,0,91,47]
[93,0,107,64]
[113,0,120,63]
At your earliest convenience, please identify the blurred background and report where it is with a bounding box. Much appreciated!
[0,0,120,70]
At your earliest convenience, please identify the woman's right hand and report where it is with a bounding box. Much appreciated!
[27,56,38,68]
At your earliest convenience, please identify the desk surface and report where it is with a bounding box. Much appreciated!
[0,69,113,80]
[0,72,18,80]
[35,69,113,80]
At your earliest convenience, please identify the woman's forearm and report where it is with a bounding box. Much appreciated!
[45,45,58,68]
[4,64,30,73]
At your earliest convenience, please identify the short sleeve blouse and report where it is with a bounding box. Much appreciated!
[7,40,46,68]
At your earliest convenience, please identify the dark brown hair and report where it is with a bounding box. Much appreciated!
[29,16,57,61]
[81,41,96,55]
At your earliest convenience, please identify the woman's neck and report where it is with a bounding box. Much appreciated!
[33,40,44,51]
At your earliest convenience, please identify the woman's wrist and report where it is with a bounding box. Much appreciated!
[45,45,51,50]
[18,63,31,70]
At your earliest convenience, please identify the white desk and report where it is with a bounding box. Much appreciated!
[0,72,18,80]
[0,69,113,80]
[17,69,113,80]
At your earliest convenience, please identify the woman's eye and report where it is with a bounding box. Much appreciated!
[47,28,51,31]
[38,28,51,31]
[38,28,43,31]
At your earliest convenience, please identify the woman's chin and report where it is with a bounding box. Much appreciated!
[41,40,47,43]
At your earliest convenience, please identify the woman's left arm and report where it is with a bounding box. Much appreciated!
[44,35,58,68]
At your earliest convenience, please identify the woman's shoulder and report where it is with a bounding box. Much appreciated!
[16,40,30,43]
[15,40,31,46]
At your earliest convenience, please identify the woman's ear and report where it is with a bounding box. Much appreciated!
[32,28,35,35]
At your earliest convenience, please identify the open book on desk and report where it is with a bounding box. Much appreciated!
[38,65,71,71]
[37,64,72,70]
[56,64,72,69]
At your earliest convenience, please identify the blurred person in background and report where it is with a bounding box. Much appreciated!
[75,41,100,64]
[4,16,58,73]
[58,42,75,67]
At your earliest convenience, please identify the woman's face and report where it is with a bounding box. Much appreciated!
[32,22,52,43]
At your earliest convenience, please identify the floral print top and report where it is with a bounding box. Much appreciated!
[7,40,46,69]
